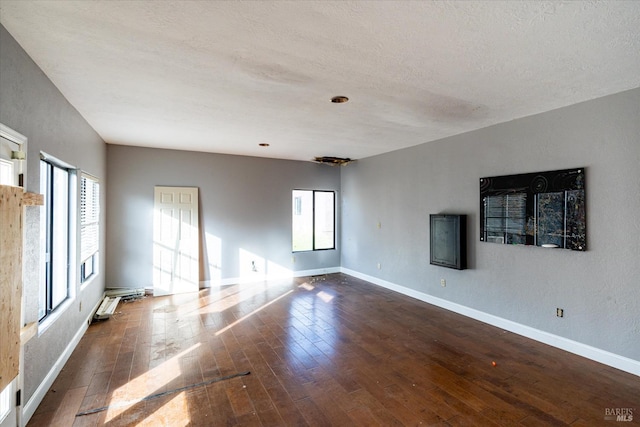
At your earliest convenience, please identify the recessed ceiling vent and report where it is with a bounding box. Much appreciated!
[313,156,354,166]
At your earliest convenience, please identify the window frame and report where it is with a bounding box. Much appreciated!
[39,155,76,322]
[292,189,336,252]
[80,172,99,283]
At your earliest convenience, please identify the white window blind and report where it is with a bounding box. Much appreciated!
[80,173,99,263]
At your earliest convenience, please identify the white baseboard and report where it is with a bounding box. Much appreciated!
[340,267,640,377]
[22,297,103,425]
[200,266,341,288]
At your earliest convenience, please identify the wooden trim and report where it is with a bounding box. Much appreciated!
[0,186,43,392]
[0,185,24,390]
[20,322,38,345]
[23,191,44,206]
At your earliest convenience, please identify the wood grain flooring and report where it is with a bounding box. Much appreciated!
[27,273,639,426]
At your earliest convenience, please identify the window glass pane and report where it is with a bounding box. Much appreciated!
[292,190,313,251]
[82,256,94,281]
[51,165,69,308]
[314,191,335,250]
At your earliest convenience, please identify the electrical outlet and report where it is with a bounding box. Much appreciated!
[377,221,382,229]
[377,263,381,270]
[440,279,446,287]
[556,308,564,317]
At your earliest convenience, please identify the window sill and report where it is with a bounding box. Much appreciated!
[81,272,99,291]
[38,297,74,337]
[292,248,336,253]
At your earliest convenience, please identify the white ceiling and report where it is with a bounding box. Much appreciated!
[1,1,639,162]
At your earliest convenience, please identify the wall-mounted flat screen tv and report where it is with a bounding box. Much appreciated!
[430,214,467,270]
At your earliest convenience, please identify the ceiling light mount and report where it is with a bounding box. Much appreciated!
[11,150,26,160]
[331,96,349,104]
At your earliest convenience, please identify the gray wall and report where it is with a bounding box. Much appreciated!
[341,87,640,361]
[0,25,107,402]
[106,145,340,289]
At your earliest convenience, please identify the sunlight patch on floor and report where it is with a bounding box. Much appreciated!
[215,290,294,336]
[104,344,200,423]
[137,392,189,427]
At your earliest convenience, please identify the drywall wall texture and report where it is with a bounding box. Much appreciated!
[341,87,640,362]
[106,145,341,289]
[0,24,107,402]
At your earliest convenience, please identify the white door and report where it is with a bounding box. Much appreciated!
[153,187,200,296]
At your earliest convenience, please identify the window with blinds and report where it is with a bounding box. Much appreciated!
[80,173,99,282]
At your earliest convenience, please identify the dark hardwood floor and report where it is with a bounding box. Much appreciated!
[28,273,639,426]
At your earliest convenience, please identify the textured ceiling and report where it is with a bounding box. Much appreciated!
[1,1,639,162]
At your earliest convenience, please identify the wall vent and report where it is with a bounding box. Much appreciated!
[313,156,354,166]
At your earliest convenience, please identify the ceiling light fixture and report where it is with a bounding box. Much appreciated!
[331,96,349,104]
